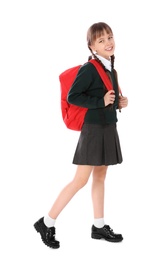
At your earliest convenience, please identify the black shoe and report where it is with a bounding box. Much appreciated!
[34,217,60,249]
[91,225,123,242]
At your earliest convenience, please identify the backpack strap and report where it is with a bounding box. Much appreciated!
[89,59,122,95]
[89,59,122,113]
[89,59,113,91]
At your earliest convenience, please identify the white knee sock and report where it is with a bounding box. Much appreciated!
[94,218,105,228]
[44,215,56,228]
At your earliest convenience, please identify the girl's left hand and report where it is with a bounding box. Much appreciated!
[118,96,128,109]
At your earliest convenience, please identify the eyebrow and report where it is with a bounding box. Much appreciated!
[97,33,113,39]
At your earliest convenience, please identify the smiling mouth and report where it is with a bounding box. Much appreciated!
[105,47,113,51]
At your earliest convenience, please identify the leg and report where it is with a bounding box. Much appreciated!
[34,165,93,249]
[91,165,108,219]
[48,165,93,219]
[91,165,123,242]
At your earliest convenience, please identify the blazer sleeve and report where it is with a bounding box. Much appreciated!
[67,63,105,109]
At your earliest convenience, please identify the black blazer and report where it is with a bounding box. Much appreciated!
[67,61,119,125]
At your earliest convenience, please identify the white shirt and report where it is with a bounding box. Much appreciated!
[96,54,112,72]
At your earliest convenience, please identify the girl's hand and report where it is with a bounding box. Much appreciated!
[118,96,128,109]
[104,90,115,106]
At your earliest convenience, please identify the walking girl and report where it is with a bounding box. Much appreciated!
[34,21,128,249]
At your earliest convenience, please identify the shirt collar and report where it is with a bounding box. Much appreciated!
[96,54,112,71]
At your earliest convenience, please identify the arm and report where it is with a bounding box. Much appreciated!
[67,63,105,109]
[114,69,128,110]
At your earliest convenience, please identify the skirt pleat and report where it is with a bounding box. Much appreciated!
[72,123,123,166]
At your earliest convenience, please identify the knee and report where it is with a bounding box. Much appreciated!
[73,176,89,190]
[93,175,106,183]
[92,166,107,182]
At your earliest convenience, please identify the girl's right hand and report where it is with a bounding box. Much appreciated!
[104,90,115,106]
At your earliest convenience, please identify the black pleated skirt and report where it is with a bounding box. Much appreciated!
[72,123,123,166]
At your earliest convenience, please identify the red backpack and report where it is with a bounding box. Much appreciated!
[59,59,119,131]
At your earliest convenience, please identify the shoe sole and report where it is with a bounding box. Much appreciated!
[34,222,60,249]
[91,233,123,242]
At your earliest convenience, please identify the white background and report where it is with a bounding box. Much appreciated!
[0,0,160,259]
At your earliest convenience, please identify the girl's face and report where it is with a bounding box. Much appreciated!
[90,31,115,60]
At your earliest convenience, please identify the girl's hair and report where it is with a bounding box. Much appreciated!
[87,22,115,70]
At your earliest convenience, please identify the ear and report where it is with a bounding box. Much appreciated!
[89,45,97,54]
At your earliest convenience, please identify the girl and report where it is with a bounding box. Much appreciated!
[34,22,128,249]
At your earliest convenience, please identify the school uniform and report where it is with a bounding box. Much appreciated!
[67,56,122,166]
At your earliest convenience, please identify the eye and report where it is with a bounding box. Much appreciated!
[108,36,113,40]
[99,39,104,43]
